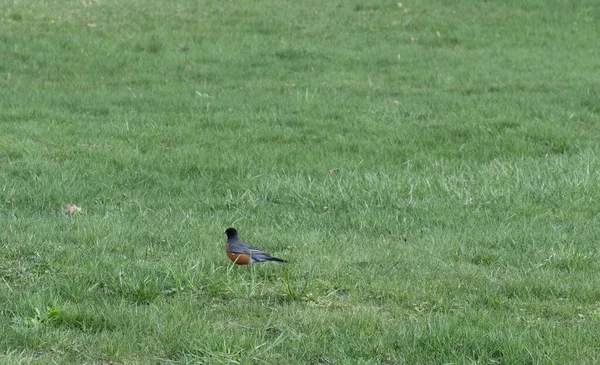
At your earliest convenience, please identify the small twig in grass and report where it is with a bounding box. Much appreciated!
[384,260,401,274]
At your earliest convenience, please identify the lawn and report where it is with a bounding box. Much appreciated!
[1,0,600,363]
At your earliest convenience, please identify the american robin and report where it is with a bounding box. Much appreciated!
[225,227,288,265]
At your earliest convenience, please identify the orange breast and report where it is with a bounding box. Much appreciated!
[226,243,251,265]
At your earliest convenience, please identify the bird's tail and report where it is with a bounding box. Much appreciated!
[268,257,288,263]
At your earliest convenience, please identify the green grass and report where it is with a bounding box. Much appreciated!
[1,0,600,363]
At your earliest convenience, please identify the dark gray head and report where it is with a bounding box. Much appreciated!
[225,228,238,239]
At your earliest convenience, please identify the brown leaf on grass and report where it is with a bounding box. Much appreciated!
[65,204,82,214]
[386,98,400,105]
[410,35,416,44]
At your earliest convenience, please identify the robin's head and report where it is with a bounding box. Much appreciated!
[225,227,238,238]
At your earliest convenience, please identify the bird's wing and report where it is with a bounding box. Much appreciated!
[228,239,261,254]
[247,247,270,256]
[247,248,274,262]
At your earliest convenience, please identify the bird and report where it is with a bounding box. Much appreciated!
[224,227,288,265]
